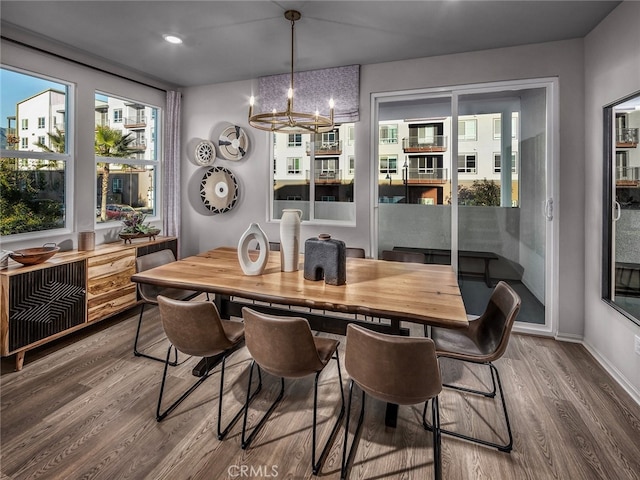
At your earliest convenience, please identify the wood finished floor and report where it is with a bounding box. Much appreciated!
[1,298,639,480]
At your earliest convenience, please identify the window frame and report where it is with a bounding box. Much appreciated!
[379,155,398,174]
[458,153,477,174]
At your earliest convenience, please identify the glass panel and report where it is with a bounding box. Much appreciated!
[95,92,158,224]
[273,131,311,220]
[0,157,66,235]
[457,88,546,325]
[377,96,452,256]
[1,67,70,235]
[605,93,640,323]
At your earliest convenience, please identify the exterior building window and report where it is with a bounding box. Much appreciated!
[95,92,158,224]
[288,134,302,147]
[348,156,355,174]
[347,125,355,146]
[493,115,518,139]
[287,157,301,174]
[458,153,477,173]
[380,155,398,174]
[1,67,71,236]
[458,118,477,141]
[493,152,517,173]
[380,124,398,144]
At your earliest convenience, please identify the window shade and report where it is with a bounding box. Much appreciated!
[257,64,359,124]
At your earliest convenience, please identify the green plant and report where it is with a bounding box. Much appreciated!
[121,213,156,234]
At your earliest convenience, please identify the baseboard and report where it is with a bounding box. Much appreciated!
[581,339,640,407]
[554,332,584,343]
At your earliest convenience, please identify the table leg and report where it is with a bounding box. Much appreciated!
[385,403,398,428]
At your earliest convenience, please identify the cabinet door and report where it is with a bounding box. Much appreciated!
[7,261,86,352]
[87,249,137,322]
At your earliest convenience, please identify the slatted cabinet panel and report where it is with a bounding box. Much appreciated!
[87,248,137,322]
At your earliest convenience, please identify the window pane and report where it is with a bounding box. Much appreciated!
[1,67,70,236]
[0,157,66,235]
[95,92,158,224]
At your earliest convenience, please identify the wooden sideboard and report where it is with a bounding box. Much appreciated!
[0,236,177,370]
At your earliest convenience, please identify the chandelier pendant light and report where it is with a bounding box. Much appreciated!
[248,10,335,134]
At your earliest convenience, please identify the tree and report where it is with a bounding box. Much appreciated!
[95,125,136,221]
[458,179,501,206]
[34,126,65,153]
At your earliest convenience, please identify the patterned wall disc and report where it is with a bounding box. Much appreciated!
[199,166,239,213]
[218,124,249,161]
[194,139,216,166]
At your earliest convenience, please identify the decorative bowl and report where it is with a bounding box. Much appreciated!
[8,244,60,266]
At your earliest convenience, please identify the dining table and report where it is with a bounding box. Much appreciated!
[131,246,468,427]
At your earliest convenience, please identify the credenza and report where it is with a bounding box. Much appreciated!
[0,236,177,371]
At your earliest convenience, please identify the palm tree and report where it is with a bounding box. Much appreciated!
[33,126,66,153]
[95,125,136,221]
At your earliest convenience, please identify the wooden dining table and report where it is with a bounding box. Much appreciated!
[131,246,468,427]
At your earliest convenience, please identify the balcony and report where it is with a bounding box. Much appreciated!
[305,140,342,156]
[405,167,448,184]
[305,169,343,183]
[129,141,147,151]
[124,116,147,129]
[616,128,639,148]
[616,166,640,186]
[402,136,448,153]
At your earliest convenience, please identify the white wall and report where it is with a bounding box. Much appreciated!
[182,38,586,339]
[584,1,640,401]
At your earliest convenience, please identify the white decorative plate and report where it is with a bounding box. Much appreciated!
[199,166,239,214]
[194,140,216,166]
[218,124,249,161]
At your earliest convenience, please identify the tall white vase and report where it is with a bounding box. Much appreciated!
[280,209,302,272]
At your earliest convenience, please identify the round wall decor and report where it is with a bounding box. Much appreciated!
[194,140,216,166]
[199,166,239,214]
[218,124,249,161]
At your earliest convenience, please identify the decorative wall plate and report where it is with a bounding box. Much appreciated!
[194,139,216,166]
[199,166,239,214]
[218,124,249,161]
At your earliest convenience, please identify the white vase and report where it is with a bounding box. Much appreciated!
[280,209,302,272]
[237,223,269,276]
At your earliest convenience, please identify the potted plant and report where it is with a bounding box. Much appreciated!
[119,213,160,243]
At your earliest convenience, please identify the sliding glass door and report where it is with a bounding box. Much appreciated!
[374,80,556,330]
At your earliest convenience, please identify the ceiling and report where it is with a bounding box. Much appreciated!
[0,1,621,89]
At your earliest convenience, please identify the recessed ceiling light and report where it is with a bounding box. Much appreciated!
[163,34,183,45]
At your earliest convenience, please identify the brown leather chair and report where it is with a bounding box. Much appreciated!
[156,296,260,439]
[240,307,345,475]
[428,280,521,452]
[134,249,198,364]
[381,249,425,263]
[345,247,366,258]
[342,324,443,480]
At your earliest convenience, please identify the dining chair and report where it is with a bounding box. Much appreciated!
[134,249,199,364]
[342,324,443,480]
[240,307,345,475]
[381,249,425,263]
[156,296,261,439]
[426,280,521,452]
[345,247,366,258]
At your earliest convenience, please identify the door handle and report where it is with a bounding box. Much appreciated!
[614,201,621,221]
[545,198,553,221]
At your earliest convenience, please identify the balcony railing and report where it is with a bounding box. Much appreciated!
[617,128,639,147]
[305,169,344,182]
[616,166,640,184]
[305,140,342,156]
[129,142,147,151]
[402,136,448,153]
[124,116,147,129]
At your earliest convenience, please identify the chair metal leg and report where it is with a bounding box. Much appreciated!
[431,397,442,480]
[156,347,213,422]
[341,380,366,480]
[134,303,178,365]
[311,354,345,475]
[217,355,263,440]
[426,361,513,452]
[241,361,281,449]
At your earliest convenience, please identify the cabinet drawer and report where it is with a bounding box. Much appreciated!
[87,285,137,322]
[87,248,137,321]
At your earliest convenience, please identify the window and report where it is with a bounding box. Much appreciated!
[416,155,443,177]
[493,152,517,173]
[272,123,355,223]
[458,153,477,173]
[95,92,158,224]
[380,155,397,174]
[493,115,519,139]
[458,118,477,141]
[38,117,45,129]
[347,125,355,146]
[1,67,71,236]
[287,157,301,174]
[380,124,398,144]
[288,134,302,147]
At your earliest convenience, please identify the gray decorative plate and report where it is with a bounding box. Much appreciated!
[218,124,249,161]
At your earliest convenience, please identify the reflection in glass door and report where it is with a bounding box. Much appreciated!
[374,81,554,328]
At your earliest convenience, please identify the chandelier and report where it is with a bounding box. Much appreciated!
[248,10,335,134]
